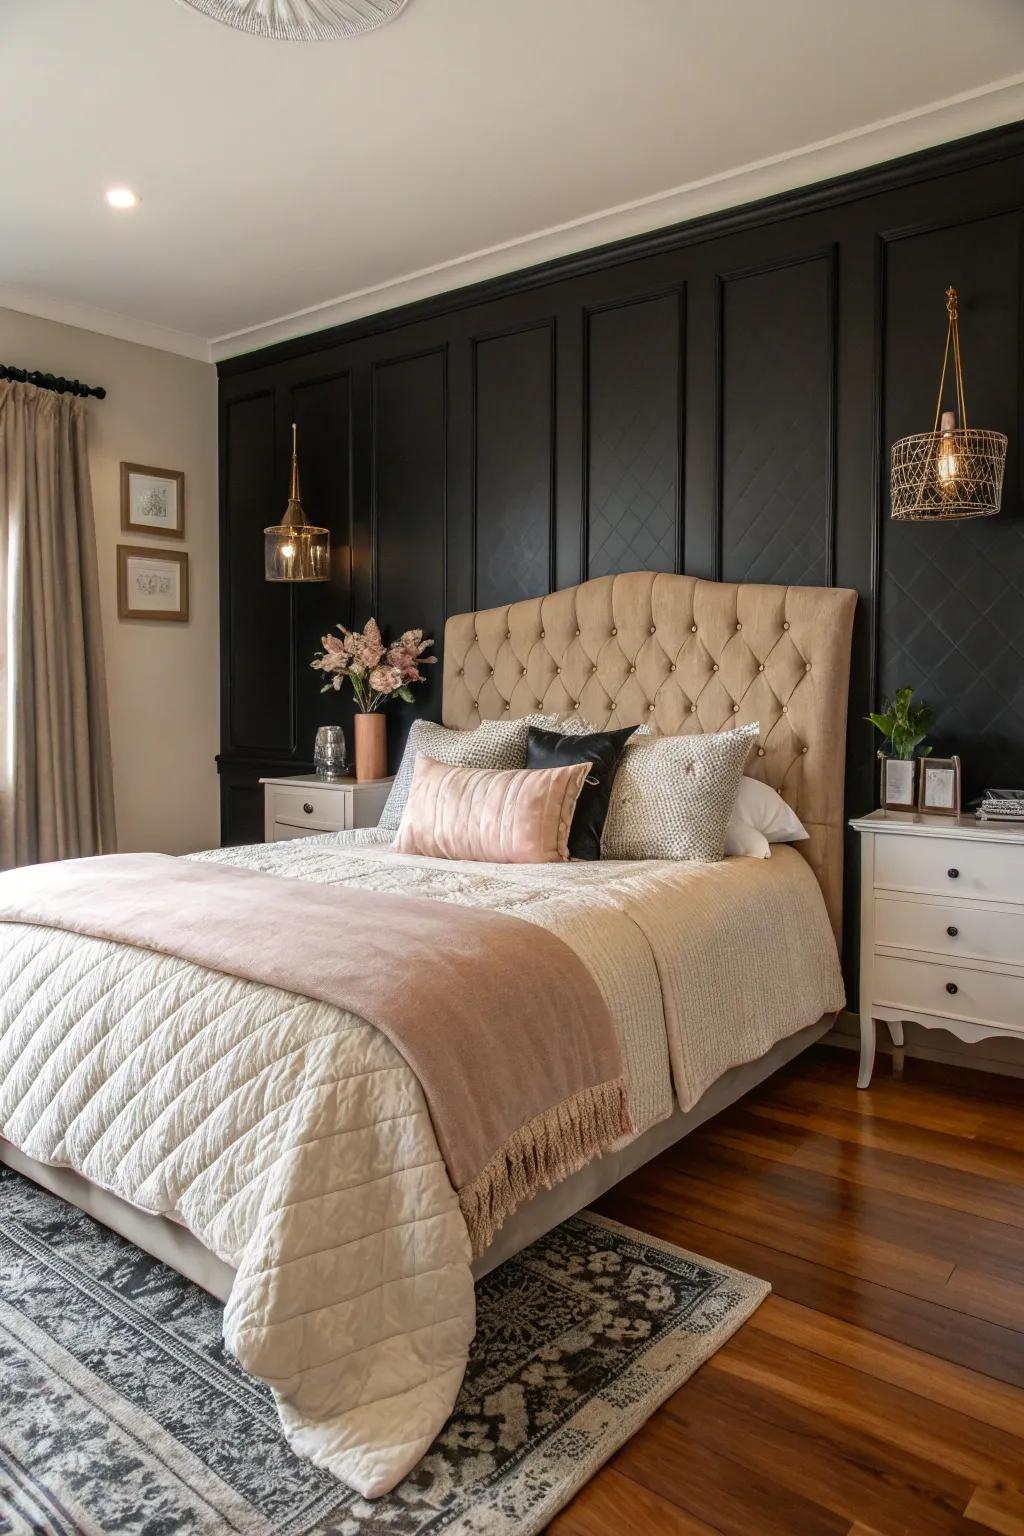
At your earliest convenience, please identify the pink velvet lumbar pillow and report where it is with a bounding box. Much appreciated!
[392,754,591,863]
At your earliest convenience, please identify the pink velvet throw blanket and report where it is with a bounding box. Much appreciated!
[0,853,630,1252]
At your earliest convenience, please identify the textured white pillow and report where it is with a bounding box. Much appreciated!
[602,724,760,862]
[728,776,808,850]
[379,712,592,832]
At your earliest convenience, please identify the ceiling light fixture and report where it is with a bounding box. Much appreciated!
[177,0,409,42]
[105,187,139,210]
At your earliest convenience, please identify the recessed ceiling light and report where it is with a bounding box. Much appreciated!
[105,187,139,210]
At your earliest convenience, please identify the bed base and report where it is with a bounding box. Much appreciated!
[1,1015,831,1300]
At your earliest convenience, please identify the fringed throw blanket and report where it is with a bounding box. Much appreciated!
[0,854,630,1255]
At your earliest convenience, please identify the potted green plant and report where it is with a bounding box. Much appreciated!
[867,686,933,809]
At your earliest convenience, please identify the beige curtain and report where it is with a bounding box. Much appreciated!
[0,380,115,868]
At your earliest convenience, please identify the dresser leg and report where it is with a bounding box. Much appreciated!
[857,1015,876,1089]
[887,1020,905,1048]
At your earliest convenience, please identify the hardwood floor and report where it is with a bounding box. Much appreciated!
[548,1044,1024,1536]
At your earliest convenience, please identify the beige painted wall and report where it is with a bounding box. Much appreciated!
[0,308,219,853]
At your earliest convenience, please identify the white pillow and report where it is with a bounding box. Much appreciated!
[724,822,772,859]
[726,776,808,855]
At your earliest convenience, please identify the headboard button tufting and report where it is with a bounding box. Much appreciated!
[783,621,790,630]
[757,747,766,756]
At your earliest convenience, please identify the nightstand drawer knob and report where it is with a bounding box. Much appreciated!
[947,867,960,879]
[946,981,958,995]
[303,802,314,815]
[946,925,958,937]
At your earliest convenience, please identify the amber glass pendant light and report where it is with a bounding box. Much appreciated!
[264,423,330,581]
[890,286,1007,521]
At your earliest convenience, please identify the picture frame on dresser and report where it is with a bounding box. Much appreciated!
[919,755,961,816]
[879,756,917,811]
[851,810,1024,1088]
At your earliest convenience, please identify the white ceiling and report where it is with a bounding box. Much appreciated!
[3,0,1024,363]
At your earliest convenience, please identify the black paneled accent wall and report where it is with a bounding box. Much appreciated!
[218,123,1024,982]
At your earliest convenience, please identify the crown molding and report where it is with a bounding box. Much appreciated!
[0,285,212,364]
[213,71,1024,365]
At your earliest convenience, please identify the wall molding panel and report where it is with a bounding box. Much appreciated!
[714,247,838,589]
[218,124,1024,994]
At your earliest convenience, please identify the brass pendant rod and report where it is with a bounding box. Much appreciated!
[931,286,969,432]
[289,421,300,502]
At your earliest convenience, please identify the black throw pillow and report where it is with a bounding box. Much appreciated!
[526,724,637,860]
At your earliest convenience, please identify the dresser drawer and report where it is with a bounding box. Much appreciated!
[876,896,1024,967]
[266,783,353,832]
[269,822,324,842]
[874,953,1024,1031]
[874,833,1023,905]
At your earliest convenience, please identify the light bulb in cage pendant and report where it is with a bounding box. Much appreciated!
[936,410,958,485]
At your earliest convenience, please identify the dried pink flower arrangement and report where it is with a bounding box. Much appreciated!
[311,618,436,713]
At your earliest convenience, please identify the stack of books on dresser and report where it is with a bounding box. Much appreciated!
[975,789,1024,823]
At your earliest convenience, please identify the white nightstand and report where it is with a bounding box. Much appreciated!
[260,774,394,843]
[851,808,1024,1087]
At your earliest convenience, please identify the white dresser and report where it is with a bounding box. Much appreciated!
[851,809,1024,1087]
[260,774,394,843]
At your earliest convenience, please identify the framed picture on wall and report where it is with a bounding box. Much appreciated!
[120,462,185,538]
[919,755,961,816]
[117,545,189,622]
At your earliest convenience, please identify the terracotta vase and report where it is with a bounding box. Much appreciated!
[354,711,388,782]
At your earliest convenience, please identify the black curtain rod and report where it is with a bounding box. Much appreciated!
[0,364,105,400]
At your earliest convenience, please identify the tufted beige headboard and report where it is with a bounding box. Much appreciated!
[443,571,857,944]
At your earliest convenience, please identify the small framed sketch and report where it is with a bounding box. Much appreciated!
[117,545,189,622]
[919,755,961,816]
[120,462,184,539]
[880,756,917,811]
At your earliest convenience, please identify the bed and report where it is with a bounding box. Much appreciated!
[0,569,855,1496]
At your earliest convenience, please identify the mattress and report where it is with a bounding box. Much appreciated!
[0,832,844,1493]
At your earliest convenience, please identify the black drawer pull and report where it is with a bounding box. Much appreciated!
[947,867,960,879]
[946,925,959,937]
[946,981,958,995]
[303,801,314,815]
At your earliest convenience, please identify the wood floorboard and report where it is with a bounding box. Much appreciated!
[550,1045,1024,1535]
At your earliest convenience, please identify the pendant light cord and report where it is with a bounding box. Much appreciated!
[932,286,969,431]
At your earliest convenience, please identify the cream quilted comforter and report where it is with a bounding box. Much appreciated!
[0,834,842,1495]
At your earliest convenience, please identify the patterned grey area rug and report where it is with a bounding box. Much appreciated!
[0,1167,768,1535]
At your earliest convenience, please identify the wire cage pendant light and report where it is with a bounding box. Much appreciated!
[890,286,1007,521]
[264,424,330,582]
